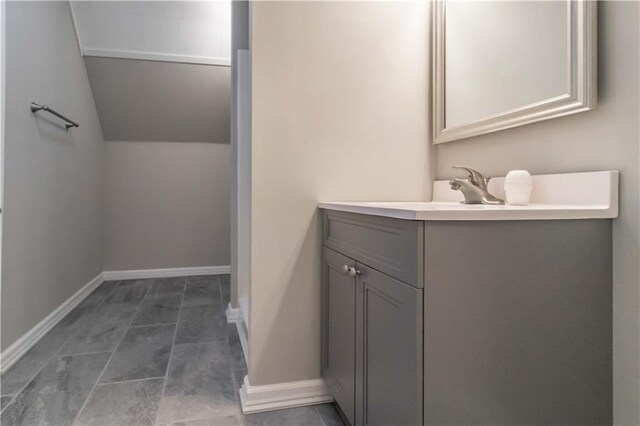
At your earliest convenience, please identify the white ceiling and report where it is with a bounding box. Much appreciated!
[70,1,231,66]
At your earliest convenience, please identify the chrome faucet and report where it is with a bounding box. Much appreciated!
[449,166,504,205]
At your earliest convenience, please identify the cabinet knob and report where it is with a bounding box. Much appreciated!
[348,267,361,277]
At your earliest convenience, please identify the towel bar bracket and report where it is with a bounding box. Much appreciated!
[30,102,79,130]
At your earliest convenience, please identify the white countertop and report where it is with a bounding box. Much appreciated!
[317,201,615,221]
[318,171,619,221]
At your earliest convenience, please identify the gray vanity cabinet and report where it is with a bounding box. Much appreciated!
[321,247,357,425]
[322,210,424,426]
[355,264,423,426]
[322,208,613,425]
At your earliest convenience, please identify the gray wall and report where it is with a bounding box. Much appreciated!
[103,141,230,271]
[1,1,105,350]
[88,57,232,272]
[84,57,230,143]
[435,2,639,423]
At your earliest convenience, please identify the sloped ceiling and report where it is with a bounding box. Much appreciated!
[70,1,231,65]
[73,1,231,143]
[85,57,230,143]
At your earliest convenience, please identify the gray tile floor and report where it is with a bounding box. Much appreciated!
[0,275,345,426]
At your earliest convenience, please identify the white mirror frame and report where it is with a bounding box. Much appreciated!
[433,0,597,145]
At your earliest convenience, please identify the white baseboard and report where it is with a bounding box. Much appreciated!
[239,375,333,414]
[228,304,329,415]
[102,265,230,281]
[227,305,250,365]
[235,318,249,366]
[226,303,242,323]
[0,272,104,373]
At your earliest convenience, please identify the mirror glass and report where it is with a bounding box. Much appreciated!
[433,0,596,144]
[445,1,568,128]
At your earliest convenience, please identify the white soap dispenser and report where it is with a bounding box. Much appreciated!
[504,170,533,205]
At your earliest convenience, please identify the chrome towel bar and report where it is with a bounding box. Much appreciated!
[30,102,79,130]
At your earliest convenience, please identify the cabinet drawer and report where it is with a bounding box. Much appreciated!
[321,210,423,288]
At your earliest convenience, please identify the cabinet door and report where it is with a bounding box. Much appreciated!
[356,264,423,426]
[322,247,357,425]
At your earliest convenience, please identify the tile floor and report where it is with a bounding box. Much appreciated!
[0,275,345,426]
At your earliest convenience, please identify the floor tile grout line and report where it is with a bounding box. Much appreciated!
[131,279,186,328]
[128,322,178,329]
[70,279,154,426]
[49,349,113,358]
[0,280,122,411]
[92,279,122,311]
[95,376,167,386]
[218,275,224,305]
[153,277,188,426]
[60,279,149,359]
[171,339,227,349]
[96,280,154,385]
[0,395,17,415]
[55,279,123,358]
[125,277,164,325]
[316,405,328,426]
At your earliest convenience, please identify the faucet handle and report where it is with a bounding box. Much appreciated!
[452,166,486,187]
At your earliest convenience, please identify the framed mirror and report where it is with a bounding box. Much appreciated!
[433,0,597,144]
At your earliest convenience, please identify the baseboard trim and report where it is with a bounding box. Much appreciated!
[235,318,249,366]
[227,305,249,365]
[226,303,242,323]
[102,265,231,281]
[239,375,333,414]
[0,272,104,373]
[227,306,328,416]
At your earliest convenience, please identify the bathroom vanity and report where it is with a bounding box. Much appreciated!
[319,171,617,425]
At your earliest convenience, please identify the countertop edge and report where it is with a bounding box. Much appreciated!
[317,203,617,221]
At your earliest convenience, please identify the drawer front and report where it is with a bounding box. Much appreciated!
[322,210,423,288]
